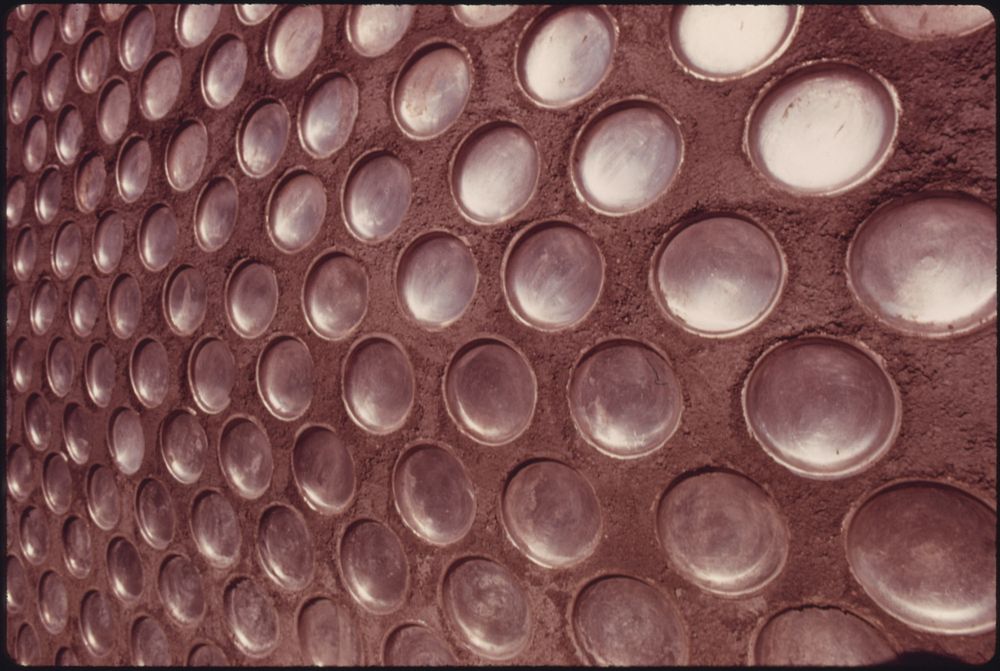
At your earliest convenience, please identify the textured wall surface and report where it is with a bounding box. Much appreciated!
[4,4,997,667]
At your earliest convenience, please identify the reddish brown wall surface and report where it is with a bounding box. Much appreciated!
[4,4,996,666]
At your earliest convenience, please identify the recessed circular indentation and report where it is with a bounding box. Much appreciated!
[453,5,518,28]
[191,490,241,569]
[108,273,141,338]
[31,278,59,336]
[86,463,120,530]
[393,44,471,140]
[97,83,131,157]
[42,53,71,111]
[347,5,415,57]
[16,625,39,666]
[342,152,411,243]
[108,406,145,475]
[11,337,34,393]
[862,5,994,40]
[226,260,276,339]
[657,470,788,596]
[13,227,37,282]
[238,98,290,179]
[340,519,408,614]
[445,338,536,445]
[502,460,602,569]
[160,409,208,485]
[30,10,56,64]
[51,221,82,279]
[451,122,539,225]
[131,616,171,666]
[224,578,280,658]
[256,335,314,421]
[63,403,93,464]
[746,63,898,195]
[9,71,32,124]
[194,176,239,252]
[80,591,116,657]
[257,504,314,591]
[503,222,603,331]
[266,169,326,253]
[158,554,206,626]
[201,33,248,109]
[118,5,154,72]
[102,6,129,23]
[23,116,48,173]
[443,557,531,660]
[38,571,69,634]
[24,392,52,450]
[69,275,100,337]
[35,166,62,224]
[7,178,26,227]
[15,624,38,665]
[129,337,169,408]
[7,555,30,613]
[136,477,175,550]
[235,4,276,25]
[20,506,49,565]
[176,4,221,48]
[139,51,182,120]
[56,647,80,665]
[847,194,997,337]
[846,481,996,635]
[670,6,800,80]
[9,70,33,125]
[188,643,228,666]
[7,444,35,502]
[9,345,28,397]
[108,538,146,605]
[653,216,785,337]
[743,337,901,479]
[219,416,274,499]
[342,335,414,434]
[384,623,457,665]
[76,29,110,93]
[517,7,615,109]
[752,606,896,666]
[165,119,208,192]
[266,5,323,80]
[298,597,361,666]
[44,339,74,395]
[7,287,21,335]
[393,443,476,545]
[298,72,358,159]
[302,250,368,340]
[42,452,72,514]
[93,210,125,274]
[189,336,236,415]
[568,339,684,459]
[62,515,92,578]
[291,425,356,515]
[163,265,207,336]
[396,232,479,330]
[138,204,178,272]
[55,105,84,164]
[573,100,683,215]
[61,4,90,44]
[573,576,688,665]
[75,151,107,213]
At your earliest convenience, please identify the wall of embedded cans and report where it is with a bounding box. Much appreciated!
[4,4,996,666]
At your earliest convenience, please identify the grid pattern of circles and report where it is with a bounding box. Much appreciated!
[4,4,997,666]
